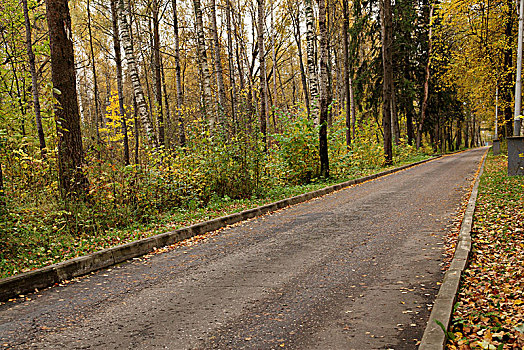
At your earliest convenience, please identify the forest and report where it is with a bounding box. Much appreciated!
[0,0,516,277]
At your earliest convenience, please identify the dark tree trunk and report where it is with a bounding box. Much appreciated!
[464,118,469,149]
[318,0,329,177]
[391,82,400,145]
[257,0,268,147]
[406,104,415,146]
[87,0,102,146]
[455,119,462,150]
[45,0,89,198]
[210,0,227,122]
[343,0,351,147]
[172,0,186,146]
[225,0,237,131]
[381,0,393,165]
[0,161,4,209]
[161,59,171,147]
[152,0,164,146]
[22,0,46,157]
[110,0,130,165]
[290,5,310,115]
[417,3,434,149]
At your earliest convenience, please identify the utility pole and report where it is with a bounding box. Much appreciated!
[508,0,524,175]
[493,87,500,155]
[514,0,524,136]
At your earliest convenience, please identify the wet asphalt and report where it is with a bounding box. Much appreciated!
[0,148,486,350]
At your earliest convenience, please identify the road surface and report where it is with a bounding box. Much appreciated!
[0,148,486,349]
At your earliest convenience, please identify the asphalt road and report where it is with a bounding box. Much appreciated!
[0,148,486,350]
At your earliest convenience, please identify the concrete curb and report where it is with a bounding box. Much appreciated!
[419,149,488,349]
[0,156,439,302]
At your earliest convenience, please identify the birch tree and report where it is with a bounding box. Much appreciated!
[192,0,214,129]
[118,0,157,147]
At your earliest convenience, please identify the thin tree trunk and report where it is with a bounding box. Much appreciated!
[381,0,393,164]
[343,0,351,147]
[45,0,89,198]
[391,82,400,145]
[271,3,278,112]
[118,0,157,147]
[456,119,462,150]
[161,58,171,147]
[87,0,102,145]
[291,6,310,115]
[110,0,130,165]
[0,161,4,209]
[417,3,434,149]
[225,0,237,132]
[192,0,214,129]
[258,0,268,147]
[210,0,227,124]
[350,74,356,139]
[133,95,139,163]
[152,0,164,146]
[172,0,185,146]
[305,0,319,121]
[318,0,329,178]
[22,0,46,157]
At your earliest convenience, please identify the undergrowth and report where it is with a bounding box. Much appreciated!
[0,107,432,278]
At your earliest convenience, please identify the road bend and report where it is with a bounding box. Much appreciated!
[0,148,486,349]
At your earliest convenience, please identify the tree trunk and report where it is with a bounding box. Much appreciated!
[455,119,461,150]
[318,0,329,178]
[471,115,476,147]
[416,3,434,149]
[118,0,157,147]
[161,58,171,147]
[464,118,469,149]
[152,0,164,146]
[350,75,356,139]
[343,0,351,147]
[87,0,102,146]
[110,0,130,165]
[381,0,393,165]
[292,9,310,116]
[22,0,46,157]
[171,0,186,146]
[0,161,4,209]
[391,82,400,145]
[45,0,89,198]
[258,0,268,147]
[271,3,278,112]
[305,0,319,120]
[503,0,514,137]
[192,0,215,129]
[225,0,237,132]
[210,0,227,124]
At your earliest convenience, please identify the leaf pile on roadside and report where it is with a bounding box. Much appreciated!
[447,155,524,349]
